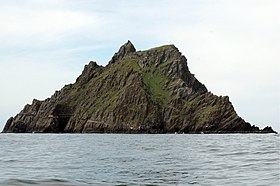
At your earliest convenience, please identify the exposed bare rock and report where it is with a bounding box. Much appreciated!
[2,41,276,133]
[108,40,136,65]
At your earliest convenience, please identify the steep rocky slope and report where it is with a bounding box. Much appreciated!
[2,41,276,133]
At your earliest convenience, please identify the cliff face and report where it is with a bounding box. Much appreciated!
[2,41,276,133]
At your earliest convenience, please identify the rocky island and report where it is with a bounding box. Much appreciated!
[2,41,276,133]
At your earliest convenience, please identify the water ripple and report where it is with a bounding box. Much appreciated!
[0,133,279,185]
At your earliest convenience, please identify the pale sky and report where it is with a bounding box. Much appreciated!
[0,0,279,132]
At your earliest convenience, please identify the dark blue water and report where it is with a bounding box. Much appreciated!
[0,134,279,185]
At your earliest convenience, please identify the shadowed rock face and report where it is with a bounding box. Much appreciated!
[2,41,276,133]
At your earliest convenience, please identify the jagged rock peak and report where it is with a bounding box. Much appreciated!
[76,61,104,85]
[123,40,136,52]
[109,40,136,65]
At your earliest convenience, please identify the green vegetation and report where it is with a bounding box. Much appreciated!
[79,57,142,115]
[150,45,174,51]
[115,53,172,104]
[137,45,174,53]
[158,59,173,69]
[69,51,174,114]
[117,57,140,74]
[143,72,170,104]
[86,89,119,115]
[183,95,220,124]
[66,86,87,107]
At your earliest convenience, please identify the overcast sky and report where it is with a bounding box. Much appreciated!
[0,0,279,132]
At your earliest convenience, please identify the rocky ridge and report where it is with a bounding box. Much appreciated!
[2,41,276,133]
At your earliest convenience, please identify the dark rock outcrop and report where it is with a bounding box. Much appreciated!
[2,41,277,133]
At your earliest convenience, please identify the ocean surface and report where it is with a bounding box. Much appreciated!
[0,134,279,186]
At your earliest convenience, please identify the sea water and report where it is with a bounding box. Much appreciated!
[0,133,279,185]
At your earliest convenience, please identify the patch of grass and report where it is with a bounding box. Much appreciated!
[183,96,219,123]
[118,57,140,74]
[151,45,174,51]
[158,59,173,69]
[86,89,119,115]
[143,72,170,104]
[66,85,87,107]
[139,45,174,53]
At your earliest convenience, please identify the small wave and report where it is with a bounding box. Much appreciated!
[1,178,86,186]
[3,159,17,163]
